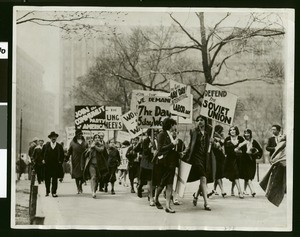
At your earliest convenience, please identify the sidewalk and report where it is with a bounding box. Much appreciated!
[32,164,289,230]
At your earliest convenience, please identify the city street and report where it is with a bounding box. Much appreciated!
[32,164,289,231]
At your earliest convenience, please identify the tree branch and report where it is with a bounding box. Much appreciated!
[169,13,202,49]
[212,78,277,87]
[206,13,231,42]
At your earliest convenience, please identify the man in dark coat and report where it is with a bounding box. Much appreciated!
[32,139,45,184]
[266,124,281,157]
[28,137,38,180]
[42,131,64,197]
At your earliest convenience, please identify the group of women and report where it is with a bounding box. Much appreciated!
[65,115,263,213]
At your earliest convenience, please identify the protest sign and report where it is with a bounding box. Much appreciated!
[106,106,122,130]
[130,90,169,113]
[116,131,132,143]
[200,84,238,126]
[75,105,106,130]
[137,95,171,128]
[171,91,193,119]
[121,110,143,138]
[118,147,129,170]
[174,160,192,198]
[170,79,189,104]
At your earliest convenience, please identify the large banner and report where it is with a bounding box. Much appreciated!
[173,160,192,198]
[106,106,122,130]
[200,84,238,126]
[75,105,106,130]
[130,90,169,113]
[137,95,171,128]
[121,110,143,138]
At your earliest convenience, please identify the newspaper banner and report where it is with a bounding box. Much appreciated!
[106,106,122,130]
[75,105,106,130]
[174,160,192,198]
[130,90,169,113]
[170,79,189,104]
[137,95,171,128]
[118,147,129,170]
[116,131,132,143]
[200,84,238,125]
[121,110,143,138]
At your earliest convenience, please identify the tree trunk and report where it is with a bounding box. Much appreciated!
[199,12,213,84]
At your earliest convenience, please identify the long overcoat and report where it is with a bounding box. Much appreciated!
[42,142,64,178]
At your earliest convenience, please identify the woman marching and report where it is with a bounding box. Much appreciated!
[237,129,263,197]
[82,134,109,198]
[183,115,212,211]
[223,126,245,199]
[152,117,180,213]
[208,125,226,198]
[66,130,88,194]
[107,139,121,195]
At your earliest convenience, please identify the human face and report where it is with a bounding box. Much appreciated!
[99,134,104,141]
[196,117,205,129]
[50,136,57,143]
[94,136,101,144]
[38,140,44,146]
[271,127,279,136]
[109,140,115,148]
[170,124,176,132]
[244,131,251,140]
[229,127,237,137]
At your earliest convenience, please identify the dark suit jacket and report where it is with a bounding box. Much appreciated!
[266,137,277,156]
[42,142,64,178]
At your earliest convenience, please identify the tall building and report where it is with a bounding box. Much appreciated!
[16,47,55,155]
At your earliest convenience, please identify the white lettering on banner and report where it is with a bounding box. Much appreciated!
[75,106,105,125]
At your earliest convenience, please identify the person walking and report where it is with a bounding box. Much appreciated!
[182,115,212,211]
[152,117,180,213]
[237,129,263,197]
[107,139,121,195]
[66,129,88,194]
[32,139,45,184]
[266,125,281,157]
[28,137,38,180]
[82,134,109,198]
[42,131,64,197]
[223,126,245,199]
[208,125,227,197]
[126,137,141,193]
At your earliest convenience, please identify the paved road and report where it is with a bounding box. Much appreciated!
[35,164,290,230]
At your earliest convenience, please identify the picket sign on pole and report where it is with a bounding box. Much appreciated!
[208,120,216,153]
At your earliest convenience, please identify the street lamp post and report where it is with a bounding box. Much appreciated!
[243,114,249,129]
[18,109,23,180]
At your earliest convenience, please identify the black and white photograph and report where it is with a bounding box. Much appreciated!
[11,6,294,230]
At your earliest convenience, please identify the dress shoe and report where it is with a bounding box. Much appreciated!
[52,194,58,198]
[137,190,142,198]
[222,193,227,198]
[252,192,256,197]
[155,201,163,209]
[165,207,175,213]
[192,193,198,206]
[238,193,244,199]
[111,190,115,195]
[204,204,211,211]
[45,193,49,197]
[92,193,96,198]
[173,199,180,205]
[131,188,135,193]
[149,201,155,206]
[104,185,108,192]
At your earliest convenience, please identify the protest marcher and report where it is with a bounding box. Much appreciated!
[237,129,263,197]
[208,125,226,198]
[42,131,64,197]
[32,139,45,184]
[138,129,155,206]
[126,137,142,193]
[66,129,88,194]
[117,141,129,187]
[152,117,180,213]
[260,135,286,206]
[107,139,121,195]
[266,125,281,157]
[82,134,109,198]
[169,129,185,205]
[95,132,108,192]
[59,141,67,183]
[28,137,38,179]
[223,126,245,199]
[182,115,212,211]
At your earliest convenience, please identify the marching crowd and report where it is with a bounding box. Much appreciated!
[27,116,286,213]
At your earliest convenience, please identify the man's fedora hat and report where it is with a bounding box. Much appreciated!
[48,131,59,138]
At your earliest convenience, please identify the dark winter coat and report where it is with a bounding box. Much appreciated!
[66,137,88,179]
[42,142,64,178]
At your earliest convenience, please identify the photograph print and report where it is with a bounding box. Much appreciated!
[11,6,294,230]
